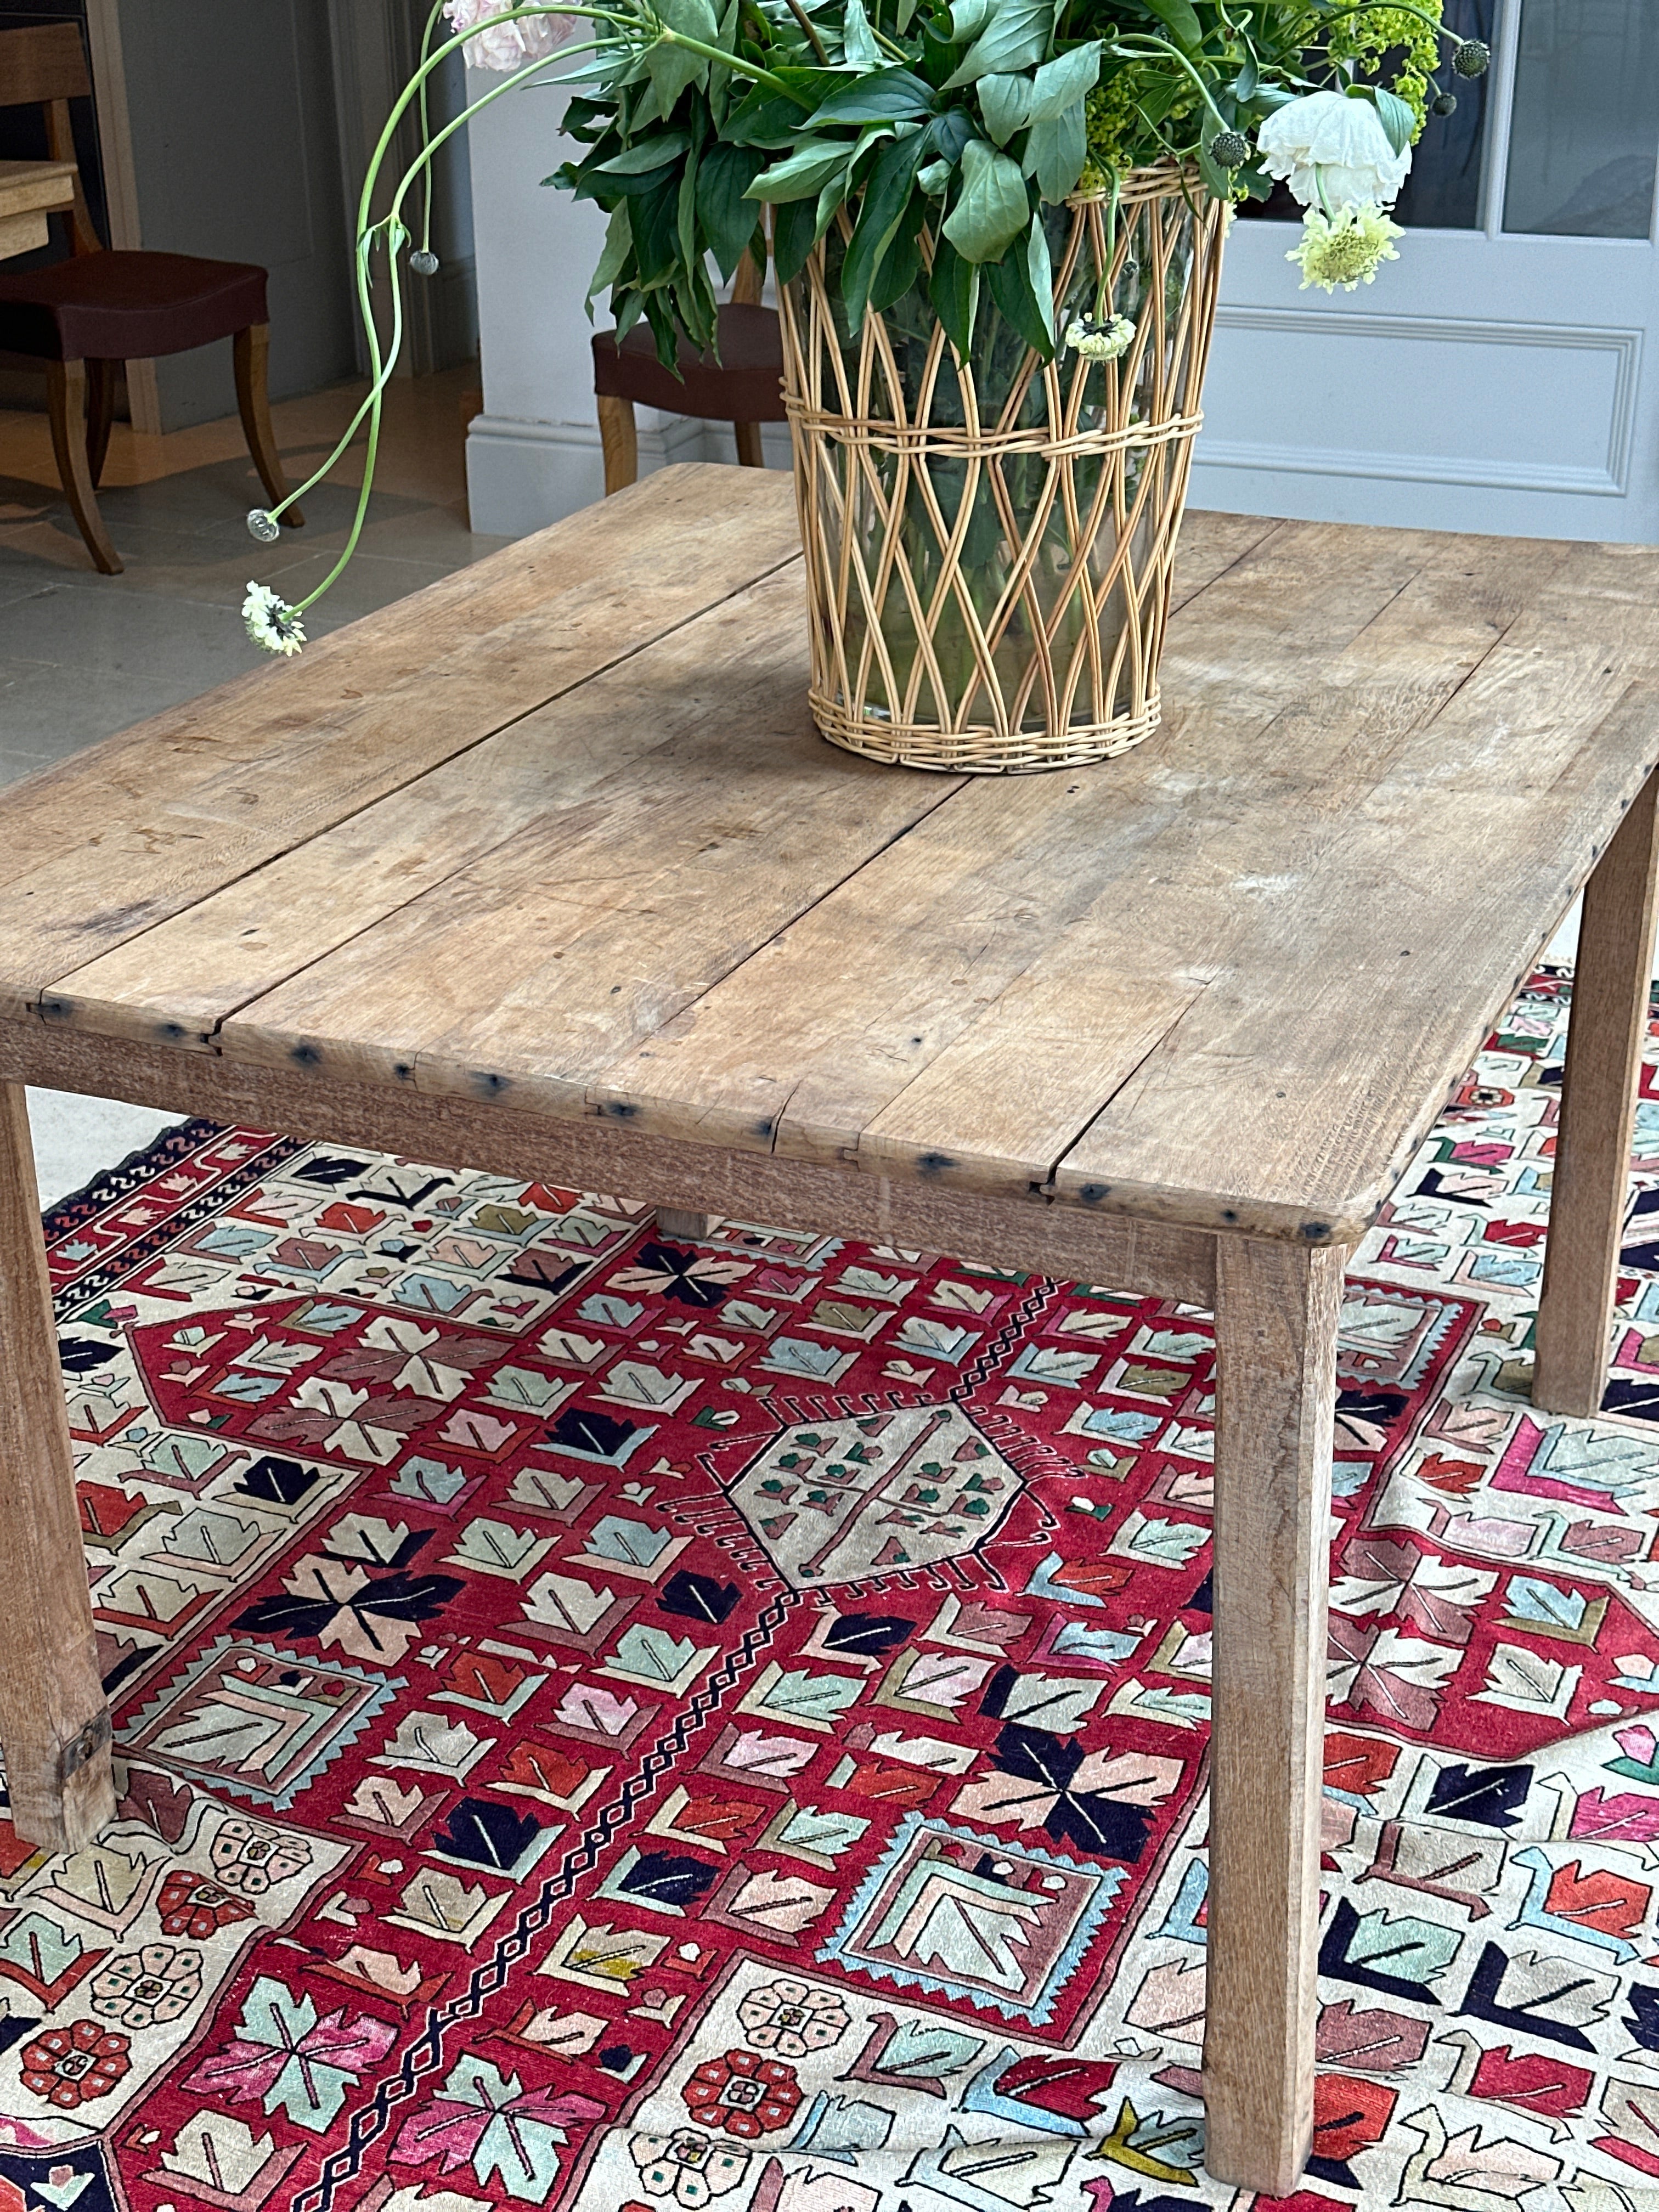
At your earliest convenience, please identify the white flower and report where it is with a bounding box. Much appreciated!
[1257,90,1410,212]
[242,583,306,657]
[1288,201,1403,292]
[443,0,572,70]
[1065,312,1135,363]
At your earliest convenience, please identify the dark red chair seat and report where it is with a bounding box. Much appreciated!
[592,301,787,424]
[0,250,268,362]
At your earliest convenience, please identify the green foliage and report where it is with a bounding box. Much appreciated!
[545,0,1459,368]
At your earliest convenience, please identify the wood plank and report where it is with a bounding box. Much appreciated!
[1533,765,1659,1415]
[39,504,1265,1052]
[0,1019,1218,1304]
[0,157,77,221]
[45,566,827,1052]
[594,529,1572,1195]
[0,1082,114,1850]
[0,466,802,1018]
[1203,1234,1346,2194]
[199,571,963,1097]
[0,209,48,258]
[1051,667,1659,1242]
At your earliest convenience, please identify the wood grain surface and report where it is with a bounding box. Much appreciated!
[1533,765,1659,1414]
[14,465,1659,1243]
[1204,1234,1347,2191]
[0,1081,114,1848]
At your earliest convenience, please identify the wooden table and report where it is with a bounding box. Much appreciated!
[0,158,77,259]
[0,466,1653,2192]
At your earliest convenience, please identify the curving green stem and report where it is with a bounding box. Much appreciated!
[415,2,444,256]
[253,1,810,627]
[265,31,610,550]
[1101,34,1233,131]
[1314,0,1460,44]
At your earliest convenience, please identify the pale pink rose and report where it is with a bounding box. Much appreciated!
[444,0,573,70]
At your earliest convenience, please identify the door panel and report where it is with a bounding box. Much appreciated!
[1190,0,1659,541]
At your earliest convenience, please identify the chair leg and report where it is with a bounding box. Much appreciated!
[233,323,303,527]
[597,393,639,494]
[84,359,118,488]
[733,421,765,469]
[46,360,121,575]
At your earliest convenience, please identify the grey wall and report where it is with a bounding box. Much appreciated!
[117,0,358,428]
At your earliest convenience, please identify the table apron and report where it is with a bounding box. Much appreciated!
[0,1022,1220,1305]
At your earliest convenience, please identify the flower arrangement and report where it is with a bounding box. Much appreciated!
[241,0,1489,654]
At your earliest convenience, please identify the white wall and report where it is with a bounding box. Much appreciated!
[462,69,783,536]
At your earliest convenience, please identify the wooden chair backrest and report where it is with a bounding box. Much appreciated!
[0,23,101,256]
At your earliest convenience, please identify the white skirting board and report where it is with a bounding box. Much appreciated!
[465,411,791,538]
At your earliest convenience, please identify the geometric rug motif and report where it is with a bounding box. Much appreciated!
[0,963,1651,2210]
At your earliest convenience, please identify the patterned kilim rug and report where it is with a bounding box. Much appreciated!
[8,963,1659,2212]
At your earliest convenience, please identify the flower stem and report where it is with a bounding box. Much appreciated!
[779,0,828,65]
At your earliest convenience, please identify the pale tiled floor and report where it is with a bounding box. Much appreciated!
[0,365,507,1202]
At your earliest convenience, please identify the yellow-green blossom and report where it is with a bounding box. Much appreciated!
[1328,3,1445,133]
[1288,202,1403,292]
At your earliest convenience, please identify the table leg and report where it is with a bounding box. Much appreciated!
[1533,766,1659,1418]
[656,1207,712,1240]
[0,1082,112,1850]
[1203,1234,1345,2194]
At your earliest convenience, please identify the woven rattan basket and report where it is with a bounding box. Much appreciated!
[778,165,1228,773]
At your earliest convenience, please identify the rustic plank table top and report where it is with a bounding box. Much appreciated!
[0,462,1654,2197]
[1,464,1654,1243]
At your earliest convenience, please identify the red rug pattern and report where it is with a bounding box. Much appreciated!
[0,965,1654,2212]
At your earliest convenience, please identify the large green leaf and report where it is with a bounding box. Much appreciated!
[597,132,691,174]
[721,88,809,145]
[840,132,927,329]
[926,106,978,164]
[1026,208,1054,343]
[842,0,882,67]
[646,0,720,110]
[1022,101,1086,200]
[676,140,700,282]
[813,67,936,123]
[870,212,924,309]
[949,0,996,40]
[697,141,765,273]
[772,195,818,283]
[1139,0,1201,47]
[985,222,1050,354]
[1026,40,1099,121]
[746,137,853,201]
[630,174,683,286]
[944,0,1054,88]
[928,231,980,357]
[941,135,1032,261]
[585,200,633,312]
[978,72,1032,145]
[1374,86,1415,156]
[726,67,839,142]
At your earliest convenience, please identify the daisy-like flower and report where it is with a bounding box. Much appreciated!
[1257,89,1410,212]
[242,582,306,657]
[1065,312,1135,363]
[1288,202,1403,292]
[443,0,573,70]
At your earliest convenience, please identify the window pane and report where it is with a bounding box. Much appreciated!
[1393,0,1494,227]
[1503,0,1659,237]
[1237,0,1494,230]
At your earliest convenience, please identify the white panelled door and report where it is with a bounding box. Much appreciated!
[1188,0,1659,541]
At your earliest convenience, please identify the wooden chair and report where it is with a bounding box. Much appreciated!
[0,22,301,574]
[592,250,786,493]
